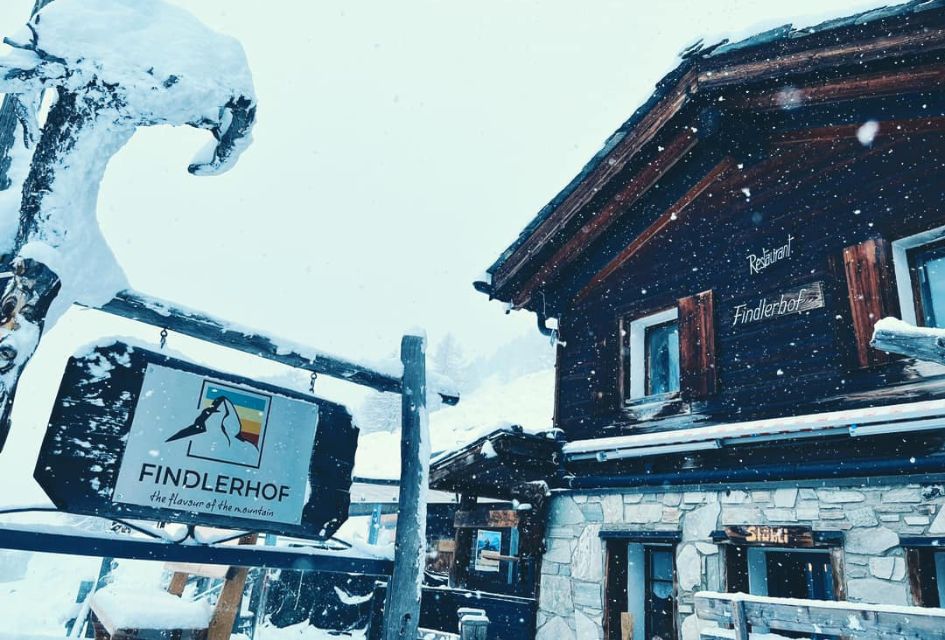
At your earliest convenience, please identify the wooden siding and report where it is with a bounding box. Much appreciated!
[552,123,945,441]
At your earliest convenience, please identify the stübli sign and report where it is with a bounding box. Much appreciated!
[732,281,825,326]
[34,341,358,538]
[724,525,815,548]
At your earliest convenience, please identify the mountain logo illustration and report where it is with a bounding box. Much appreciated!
[165,381,271,468]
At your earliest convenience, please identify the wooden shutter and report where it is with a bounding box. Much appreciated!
[678,289,717,400]
[842,237,901,368]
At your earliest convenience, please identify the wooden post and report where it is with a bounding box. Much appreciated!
[383,334,429,640]
[449,494,477,589]
[207,533,258,640]
[166,571,189,596]
[731,597,749,640]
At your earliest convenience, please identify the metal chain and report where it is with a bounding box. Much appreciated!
[309,372,317,393]
[159,328,168,350]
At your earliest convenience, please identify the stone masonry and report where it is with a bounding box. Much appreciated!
[535,481,945,640]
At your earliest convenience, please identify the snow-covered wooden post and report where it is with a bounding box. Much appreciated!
[384,333,429,640]
[0,0,256,450]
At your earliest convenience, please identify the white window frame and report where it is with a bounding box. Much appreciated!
[625,307,679,401]
[892,224,945,326]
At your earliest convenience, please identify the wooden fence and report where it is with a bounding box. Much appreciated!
[695,591,945,639]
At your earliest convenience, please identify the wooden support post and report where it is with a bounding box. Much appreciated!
[449,494,477,589]
[731,597,749,640]
[167,571,189,597]
[383,334,428,640]
[207,533,258,640]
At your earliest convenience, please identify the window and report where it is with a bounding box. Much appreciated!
[893,226,945,327]
[605,540,677,640]
[906,547,945,607]
[910,239,945,328]
[622,308,680,402]
[644,547,676,640]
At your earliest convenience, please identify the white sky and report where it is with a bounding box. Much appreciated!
[0,0,898,365]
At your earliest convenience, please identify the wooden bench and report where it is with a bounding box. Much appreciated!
[695,591,945,639]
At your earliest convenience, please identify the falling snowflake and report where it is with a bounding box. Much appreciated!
[857,120,880,146]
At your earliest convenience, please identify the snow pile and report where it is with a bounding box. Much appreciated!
[354,368,554,478]
[9,0,255,150]
[91,585,212,632]
[0,550,100,634]
[873,316,940,339]
[234,622,366,640]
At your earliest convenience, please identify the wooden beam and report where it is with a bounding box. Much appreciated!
[699,27,945,89]
[872,318,945,365]
[512,128,699,307]
[775,115,945,145]
[576,156,735,302]
[207,533,258,640]
[0,527,393,575]
[491,68,699,295]
[166,572,189,597]
[92,290,459,404]
[382,334,428,640]
[735,62,945,111]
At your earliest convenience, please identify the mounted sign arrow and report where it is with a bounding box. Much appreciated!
[34,341,358,539]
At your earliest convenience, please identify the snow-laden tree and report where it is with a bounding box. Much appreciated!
[0,0,256,443]
[431,332,467,391]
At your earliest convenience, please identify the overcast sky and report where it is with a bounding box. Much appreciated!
[0,0,906,505]
[0,0,899,366]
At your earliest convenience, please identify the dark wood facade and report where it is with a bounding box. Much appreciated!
[483,2,945,461]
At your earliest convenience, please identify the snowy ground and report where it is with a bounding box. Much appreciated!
[235,623,365,640]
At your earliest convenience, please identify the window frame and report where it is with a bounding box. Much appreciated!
[620,307,680,404]
[892,225,945,327]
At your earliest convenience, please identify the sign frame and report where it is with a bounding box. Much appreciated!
[34,341,358,540]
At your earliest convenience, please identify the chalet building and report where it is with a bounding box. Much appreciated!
[444,2,945,639]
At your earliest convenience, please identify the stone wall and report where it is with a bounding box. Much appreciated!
[535,481,945,640]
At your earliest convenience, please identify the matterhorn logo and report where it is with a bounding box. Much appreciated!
[165,381,271,469]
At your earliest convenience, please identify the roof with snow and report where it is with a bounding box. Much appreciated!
[429,426,563,499]
[483,0,945,310]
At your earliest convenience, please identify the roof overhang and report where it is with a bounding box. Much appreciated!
[563,397,945,463]
[429,427,562,499]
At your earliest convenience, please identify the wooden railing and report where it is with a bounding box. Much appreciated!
[695,591,945,639]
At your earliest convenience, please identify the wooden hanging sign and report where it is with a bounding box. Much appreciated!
[34,341,358,539]
[724,525,815,547]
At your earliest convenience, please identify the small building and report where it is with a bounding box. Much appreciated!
[471,2,945,639]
